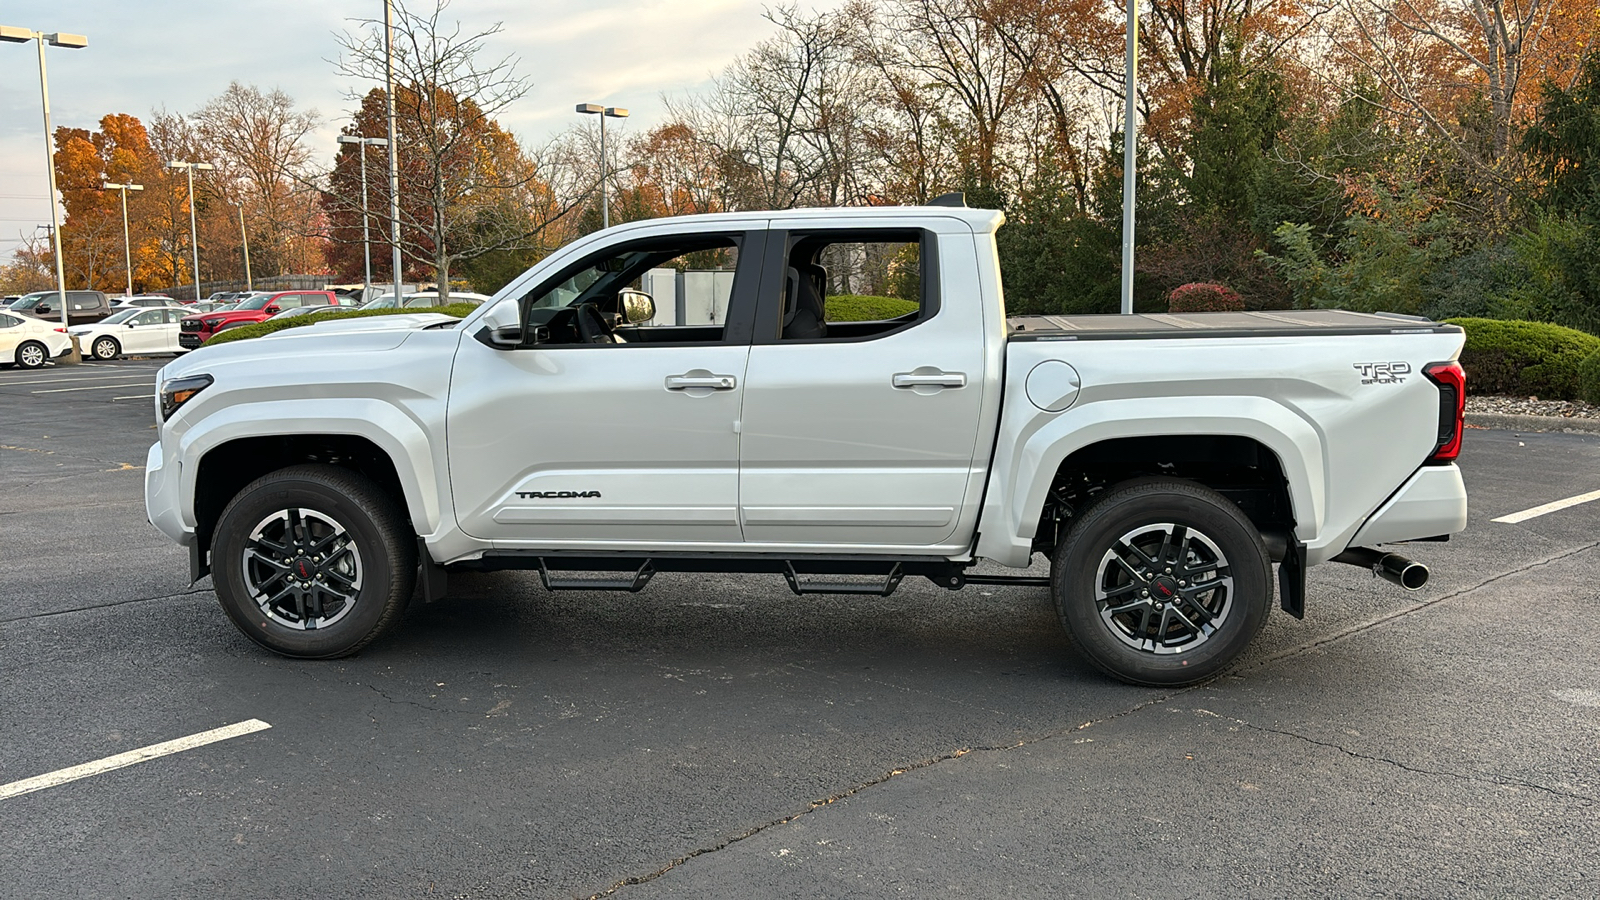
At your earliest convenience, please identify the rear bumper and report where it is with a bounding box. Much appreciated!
[1348,464,1468,547]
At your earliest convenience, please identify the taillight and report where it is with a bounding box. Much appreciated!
[1423,361,1466,462]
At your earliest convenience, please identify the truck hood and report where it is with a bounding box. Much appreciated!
[264,312,458,338]
[163,313,459,381]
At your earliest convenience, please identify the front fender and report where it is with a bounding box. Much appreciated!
[976,396,1324,567]
[175,398,442,536]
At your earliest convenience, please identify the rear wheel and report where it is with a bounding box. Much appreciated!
[91,335,120,360]
[1051,480,1270,686]
[212,464,415,658]
[15,340,48,369]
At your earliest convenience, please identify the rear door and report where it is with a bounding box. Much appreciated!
[447,228,765,548]
[737,219,990,549]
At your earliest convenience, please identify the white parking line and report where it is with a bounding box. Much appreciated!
[0,375,151,387]
[1492,489,1600,524]
[32,382,155,394]
[0,719,271,801]
[111,395,149,401]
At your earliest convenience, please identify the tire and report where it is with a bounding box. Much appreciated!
[212,464,416,659]
[1051,479,1270,687]
[91,335,121,360]
[15,340,49,369]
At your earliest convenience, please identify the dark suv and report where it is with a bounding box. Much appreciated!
[11,290,113,326]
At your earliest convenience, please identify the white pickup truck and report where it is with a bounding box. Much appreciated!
[145,201,1468,685]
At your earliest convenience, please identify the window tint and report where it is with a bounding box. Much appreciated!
[134,310,163,326]
[277,294,302,309]
[0,313,19,328]
[162,309,184,324]
[775,230,931,342]
[68,292,100,310]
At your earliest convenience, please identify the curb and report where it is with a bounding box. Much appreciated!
[1466,412,1600,435]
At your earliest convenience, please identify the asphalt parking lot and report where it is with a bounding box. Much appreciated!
[2,357,1597,899]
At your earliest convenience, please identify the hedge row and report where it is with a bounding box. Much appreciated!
[205,304,482,346]
[826,294,919,321]
[1443,318,1600,401]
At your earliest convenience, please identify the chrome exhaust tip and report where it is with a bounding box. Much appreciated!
[1332,548,1430,591]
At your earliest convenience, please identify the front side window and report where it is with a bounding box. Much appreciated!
[134,310,164,326]
[484,234,746,347]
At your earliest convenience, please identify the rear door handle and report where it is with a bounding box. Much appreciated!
[893,371,966,389]
[666,373,737,391]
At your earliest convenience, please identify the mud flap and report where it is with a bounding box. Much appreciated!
[1277,539,1306,619]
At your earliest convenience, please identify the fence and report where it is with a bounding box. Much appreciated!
[158,274,332,301]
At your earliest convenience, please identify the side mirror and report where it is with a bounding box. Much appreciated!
[619,289,655,325]
[477,323,550,350]
[37,305,52,315]
[265,305,279,314]
[127,322,137,328]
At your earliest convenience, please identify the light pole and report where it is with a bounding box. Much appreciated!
[338,134,390,296]
[384,0,403,306]
[167,160,215,302]
[576,103,628,229]
[238,206,252,292]
[103,182,143,297]
[1,24,88,336]
[1119,1,1139,315]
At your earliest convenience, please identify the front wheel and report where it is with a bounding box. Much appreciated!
[1051,480,1271,687]
[91,335,121,360]
[212,464,416,658]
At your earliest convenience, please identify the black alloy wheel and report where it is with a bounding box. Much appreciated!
[212,464,415,658]
[1052,479,1271,686]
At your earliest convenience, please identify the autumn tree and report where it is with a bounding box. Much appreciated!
[333,0,578,299]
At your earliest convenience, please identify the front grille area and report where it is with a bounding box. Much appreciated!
[180,320,203,332]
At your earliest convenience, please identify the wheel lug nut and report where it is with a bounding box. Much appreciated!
[1141,590,1149,597]
[1165,567,1172,574]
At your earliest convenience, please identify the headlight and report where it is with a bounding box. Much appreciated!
[204,318,223,329]
[159,373,213,420]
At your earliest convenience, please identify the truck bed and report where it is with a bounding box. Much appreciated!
[1007,309,1461,341]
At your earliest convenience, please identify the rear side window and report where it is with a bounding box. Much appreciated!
[0,313,19,328]
[68,292,101,311]
[771,229,935,342]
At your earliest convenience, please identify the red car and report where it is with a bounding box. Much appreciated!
[178,290,346,348]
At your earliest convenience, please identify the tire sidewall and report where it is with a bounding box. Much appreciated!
[213,473,401,658]
[92,336,120,360]
[1053,483,1270,686]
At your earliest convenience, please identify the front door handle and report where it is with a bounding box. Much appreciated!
[893,371,966,389]
[666,372,737,391]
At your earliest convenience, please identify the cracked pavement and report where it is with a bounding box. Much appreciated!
[3,358,1598,898]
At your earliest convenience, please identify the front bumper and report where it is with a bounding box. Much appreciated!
[1348,463,1468,546]
[178,333,206,349]
[145,440,192,546]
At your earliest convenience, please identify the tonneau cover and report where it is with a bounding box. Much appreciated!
[1008,309,1460,341]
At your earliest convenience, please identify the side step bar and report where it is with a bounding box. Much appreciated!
[460,551,1052,597]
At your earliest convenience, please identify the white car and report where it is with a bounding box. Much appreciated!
[0,309,74,368]
[69,306,188,360]
[113,295,185,309]
[360,291,491,310]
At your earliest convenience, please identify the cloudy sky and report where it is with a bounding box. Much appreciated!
[0,0,837,256]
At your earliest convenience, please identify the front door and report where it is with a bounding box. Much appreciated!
[447,229,764,548]
[737,222,990,550]
[123,309,169,354]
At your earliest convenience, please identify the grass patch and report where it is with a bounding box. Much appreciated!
[206,303,481,346]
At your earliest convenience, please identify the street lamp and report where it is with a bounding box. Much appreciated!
[1119,1,1139,315]
[103,182,143,297]
[167,160,215,302]
[576,103,628,229]
[337,134,390,296]
[1,25,88,336]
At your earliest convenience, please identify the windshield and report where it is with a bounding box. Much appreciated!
[236,295,273,311]
[361,295,398,309]
[11,292,53,310]
[100,308,141,325]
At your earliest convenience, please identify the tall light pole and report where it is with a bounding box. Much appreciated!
[338,134,389,296]
[167,160,215,302]
[1119,1,1139,315]
[1,24,88,336]
[103,182,143,297]
[384,0,403,305]
[238,206,252,292]
[576,104,628,229]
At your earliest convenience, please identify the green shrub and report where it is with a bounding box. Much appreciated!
[1444,317,1600,399]
[826,294,918,322]
[1579,349,1600,406]
[206,303,481,346]
[1167,282,1244,312]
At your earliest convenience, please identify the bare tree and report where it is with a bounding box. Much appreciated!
[335,0,579,299]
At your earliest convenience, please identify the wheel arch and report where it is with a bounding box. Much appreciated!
[179,401,443,566]
[976,398,1323,567]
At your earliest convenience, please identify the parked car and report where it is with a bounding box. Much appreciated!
[265,304,350,322]
[68,306,188,360]
[113,295,183,309]
[145,202,1468,685]
[187,301,234,314]
[9,289,114,326]
[178,290,355,348]
[361,291,491,310]
[2,295,21,307]
[0,308,74,368]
